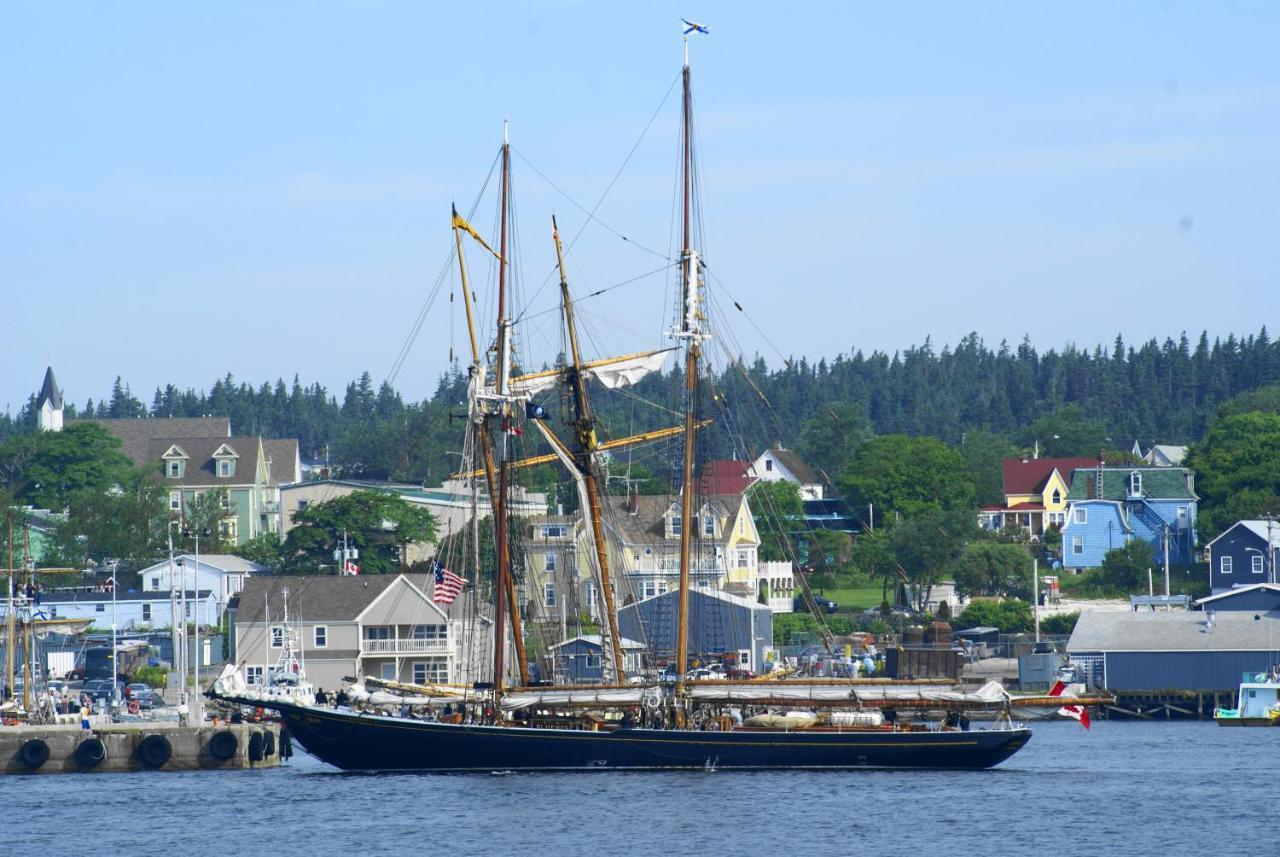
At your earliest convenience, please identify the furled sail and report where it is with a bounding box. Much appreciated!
[503,349,674,398]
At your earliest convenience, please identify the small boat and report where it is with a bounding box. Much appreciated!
[1214,671,1280,727]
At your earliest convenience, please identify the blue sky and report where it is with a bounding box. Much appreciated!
[4,1,1278,413]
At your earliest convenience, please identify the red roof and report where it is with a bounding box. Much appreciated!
[697,460,756,496]
[1002,457,1097,497]
[1006,501,1045,511]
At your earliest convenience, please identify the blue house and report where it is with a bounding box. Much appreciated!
[1204,520,1280,594]
[1060,466,1198,571]
[1195,583,1280,613]
[549,635,647,684]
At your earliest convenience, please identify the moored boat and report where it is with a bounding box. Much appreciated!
[1214,671,1280,727]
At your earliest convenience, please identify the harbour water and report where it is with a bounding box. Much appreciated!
[5,721,1273,855]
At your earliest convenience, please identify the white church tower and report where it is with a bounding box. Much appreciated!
[36,366,63,431]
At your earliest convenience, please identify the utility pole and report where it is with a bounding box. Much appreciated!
[1163,524,1171,598]
[1032,558,1040,644]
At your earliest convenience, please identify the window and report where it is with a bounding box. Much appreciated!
[167,460,184,478]
[412,659,448,682]
[642,579,659,599]
[765,459,774,472]
[411,624,445,641]
[313,626,328,647]
[544,582,556,607]
[739,649,751,669]
[217,459,235,478]
[95,603,105,613]
[1129,471,1142,496]
[1051,489,1061,505]
[142,603,151,622]
[271,626,284,647]
[1074,508,1088,525]
[1178,506,1189,522]
[365,626,391,640]
[380,663,396,680]
[703,515,715,537]
[586,582,597,609]
[544,552,557,572]
[219,520,236,542]
[1220,556,1232,575]
[169,491,181,511]
[735,549,751,569]
[670,516,682,537]
[297,500,310,512]
[585,652,602,669]
[1072,536,1084,556]
[1252,555,1265,574]
[220,492,232,511]
[541,524,567,539]
[245,665,263,686]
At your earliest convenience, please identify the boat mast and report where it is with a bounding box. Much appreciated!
[673,47,702,696]
[552,216,626,682]
[5,511,14,703]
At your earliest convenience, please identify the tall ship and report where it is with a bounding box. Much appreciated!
[213,31,1046,771]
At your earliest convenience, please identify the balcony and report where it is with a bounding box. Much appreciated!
[360,638,449,654]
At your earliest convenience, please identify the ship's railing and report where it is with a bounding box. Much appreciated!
[361,639,449,654]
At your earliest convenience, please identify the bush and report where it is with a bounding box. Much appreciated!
[132,665,168,689]
[953,599,1033,633]
[1040,611,1080,635]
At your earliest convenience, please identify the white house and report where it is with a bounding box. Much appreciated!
[749,445,825,500]
[34,589,220,631]
[140,554,267,617]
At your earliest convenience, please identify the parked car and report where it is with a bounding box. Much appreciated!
[125,683,160,709]
[684,668,716,681]
[81,679,119,703]
[725,668,757,680]
[793,595,839,614]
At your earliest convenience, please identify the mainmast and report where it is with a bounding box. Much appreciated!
[673,50,702,696]
[552,217,626,682]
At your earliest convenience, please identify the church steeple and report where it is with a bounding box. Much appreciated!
[37,366,63,431]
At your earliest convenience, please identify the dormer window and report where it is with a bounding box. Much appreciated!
[1051,488,1062,505]
[212,443,239,479]
[765,459,774,472]
[162,445,189,479]
[168,461,183,478]
[703,515,715,537]
[669,516,682,538]
[1129,471,1142,496]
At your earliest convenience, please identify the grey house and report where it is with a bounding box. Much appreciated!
[1205,520,1280,593]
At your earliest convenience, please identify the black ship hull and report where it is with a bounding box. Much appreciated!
[225,698,1031,771]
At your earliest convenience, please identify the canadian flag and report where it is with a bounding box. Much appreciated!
[1049,680,1091,730]
[343,559,360,576]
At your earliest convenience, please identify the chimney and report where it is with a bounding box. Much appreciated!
[627,487,639,516]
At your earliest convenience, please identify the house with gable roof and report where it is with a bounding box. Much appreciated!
[749,444,824,500]
[977,456,1096,536]
[1203,519,1280,593]
[1059,465,1198,571]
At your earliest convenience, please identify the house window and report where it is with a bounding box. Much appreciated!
[412,661,428,684]
[1051,489,1061,504]
[586,582,597,609]
[1252,555,1265,574]
[217,459,235,478]
[220,492,232,511]
[544,552,557,572]
[1074,508,1087,525]
[219,520,236,541]
[642,579,658,599]
[544,583,556,607]
[1178,506,1188,523]
[541,525,567,539]
[1129,471,1142,496]
[297,500,310,512]
[736,549,751,569]
[585,652,602,669]
[314,626,328,647]
[380,663,396,680]
[1072,536,1084,556]
[1220,556,1232,575]
[169,491,181,511]
[765,459,774,472]
[365,626,391,640]
[96,603,105,613]
[142,604,152,622]
[167,460,184,478]
[703,515,715,537]
[411,624,445,641]
[739,649,751,669]
[271,626,284,647]
[670,516,682,537]
[411,659,447,682]
[245,666,264,686]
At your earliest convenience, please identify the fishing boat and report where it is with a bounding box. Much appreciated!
[213,31,1041,771]
[1214,671,1280,727]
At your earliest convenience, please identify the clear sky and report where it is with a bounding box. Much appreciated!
[4,1,1278,413]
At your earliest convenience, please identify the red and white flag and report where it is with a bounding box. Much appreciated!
[343,559,360,576]
[434,562,466,604]
[1049,680,1091,730]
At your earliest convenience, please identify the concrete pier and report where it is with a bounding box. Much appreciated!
[1,722,283,774]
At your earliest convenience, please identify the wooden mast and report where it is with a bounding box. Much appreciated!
[674,51,700,697]
[452,202,529,688]
[5,511,14,702]
[551,216,626,682]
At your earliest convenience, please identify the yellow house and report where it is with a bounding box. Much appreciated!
[978,456,1097,536]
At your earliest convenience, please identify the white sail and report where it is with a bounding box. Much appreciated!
[502,348,674,399]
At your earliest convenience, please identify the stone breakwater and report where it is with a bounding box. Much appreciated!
[1,722,283,774]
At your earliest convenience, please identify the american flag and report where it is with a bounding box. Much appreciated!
[343,559,360,576]
[434,562,465,604]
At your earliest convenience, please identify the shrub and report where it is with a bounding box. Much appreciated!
[132,665,168,689]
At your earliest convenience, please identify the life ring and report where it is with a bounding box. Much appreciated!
[262,730,277,758]
[19,738,50,770]
[209,730,239,760]
[643,694,661,710]
[74,737,107,769]
[127,699,140,715]
[247,730,266,761]
[136,734,172,768]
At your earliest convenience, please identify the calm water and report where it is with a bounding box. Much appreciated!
[5,721,1273,855]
